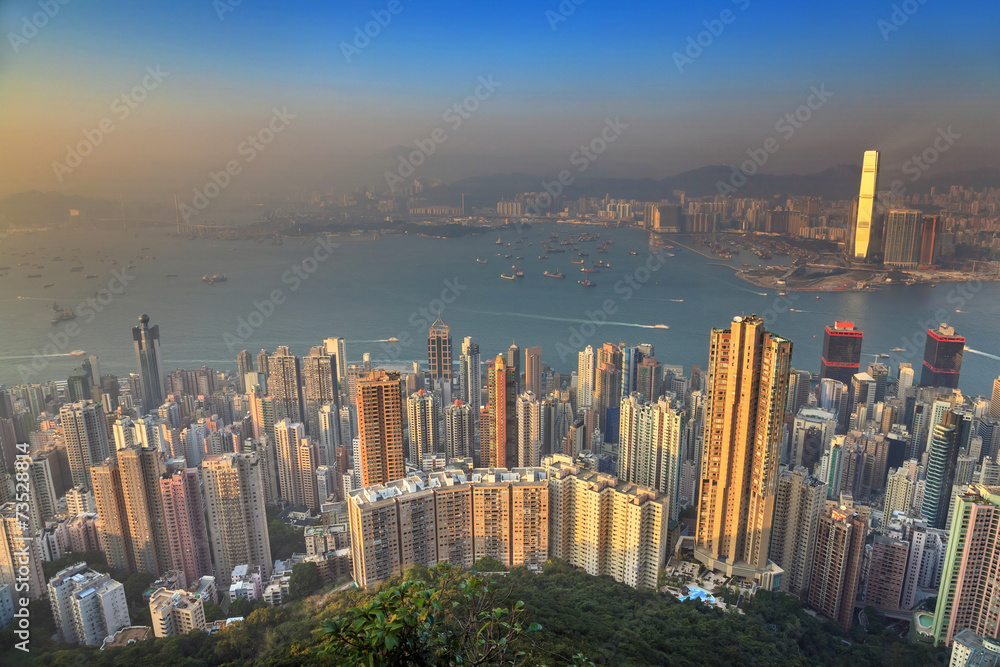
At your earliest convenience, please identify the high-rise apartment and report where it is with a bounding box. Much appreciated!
[0,502,45,599]
[428,316,453,380]
[159,468,213,587]
[883,209,923,268]
[577,345,595,410]
[406,389,440,463]
[118,446,170,575]
[459,337,482,454]
[768,466,827,599]
[48,563,130,645]
[618,394,683,520]
[275,420,307,506]
[236,350,254,394]
[268,347,304,425]
[444,400,474,461]
[696,315,792,587]
[61,401,111,491]
[303,346,339,436]
[808,507,867,630]
[525,346,542,397]
[486,355,517,469]
[356,370,405,487]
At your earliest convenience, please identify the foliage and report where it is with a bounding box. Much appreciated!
[204,602,225,624]
[317,562,541,666]
[41,550,109,579]
[269,519,306,561]
[288,562,323,601]
[471,556,508,572]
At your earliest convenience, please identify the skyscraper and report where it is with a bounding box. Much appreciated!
[444,400,474,461]
[486,354,517,469]
[0,502,45,599]
[516,392,542,468]
[852,150,880,261]
[991,375,1000,419]
[428,315,452,380]
[883,209,923,268]
[236,350,254,394]
[932,485,1000,646]
[91,461,134,572]
[820,321,863,386]
[577,345,595,410]
[268,347,304,425]
[920,324,965,389]
[696,315,792,587]
[459,337,482,453]
[618,394,683,520]
[118,446,170,575]
[201,453,273,585]
[406,389,440,463]
[323,337,348,396]
[635,356,662,403]
[507,341,521,393]
[922,410,962,529]
[898,363,914,397]
[808,508,867,630]
[132,314,165,412]
[274,420,307,506]
[525,346,542,397]
[768,466,827,599]
[356,370,405,487]
[919,215,941,266]
[303,345,339,436]
[61,401,111,491]
[159,468,213,587]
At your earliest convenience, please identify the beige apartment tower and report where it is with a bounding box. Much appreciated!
[696,315,792,586]
[356,370,406,487]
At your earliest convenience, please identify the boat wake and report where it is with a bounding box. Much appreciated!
[454,309,668,330]
[964,346,1000,361]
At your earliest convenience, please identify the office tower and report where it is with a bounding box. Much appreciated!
[458,337,482,453]
[852,150,880,261]
[866,535,909,609]
[808,508,867,630]
[635,356,662,402]
[516,392,542,468]
[159,468,212,586]
[883,209,923,268]
[303,346,339,436]
[619,344,644,399]
[48,563,130,645]
[545,455,668,589]
[118,446,170,575]
[356,370,405,487]
[406,390,440,463]
[618,394,683,520]
[923,411,962,529]
[236,350,254,394]
[867,363,889,404]
[847,372,877,430]
[427,316,453,381]
[323,337,348,394]
[274,420,306,505]
[593,362,621,435]
[820,321,863,386]
[884,467,915,517]
[785,368,812,416]
[149,587,207,637]
[506,341,521,393]
[440,401,470,463]
[268,347,305,425]
[201,453,273,585]
[0,503,44,599]
[919,215,941,266]
[897,363,914,398]
[348,468,548,588]
[769,467,827,599]
[933,485,1000,646]
[525,346,543,397]
[91,462,134,572]
[133,314,165,412]
[577,346,595,410]
[61,401,111,490]
[67,366,93,403]
[486,355,518,469]
[789,407,836,472]
[818,378,847,426]
[696,315,792,586]
[921,324,964,389]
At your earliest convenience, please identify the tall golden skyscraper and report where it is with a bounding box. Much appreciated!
[428,315,452,380]
[486,355,517,468]
[696,315,792,587]
[356,370,405,487]
[852,150,880,261]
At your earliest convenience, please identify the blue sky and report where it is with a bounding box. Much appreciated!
[1,0,997,199]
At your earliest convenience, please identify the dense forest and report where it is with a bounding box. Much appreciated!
[2,559,948,666]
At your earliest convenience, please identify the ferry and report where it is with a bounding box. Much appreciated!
[544,269,564,279]
[515,256,524,260]
[476,258,488,264]
[891,347,906,352]
[70,350,86,356]
[500,274,515,280]
[570,259,584,265]
[387,337,399,343]
[577,280,595,287]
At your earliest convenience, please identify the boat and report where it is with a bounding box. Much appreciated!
[891,347,906,352]
[538,255,548,260]
[629,249,638,256]
[476,258,488,264]
[570,259,584,265]
[70,350,85,356]
[85,274,98,279]
[580,267,598,273]
[577,280,595,287]
[51,306,76,323]
[515,256,524,260]
[500,274,515,280]
[878,353,890,358]
[70,266,83,272]
[42,282,54,288]
[547,248,565,254]
[504,254,512,259]
[203,274,228,284]
[496,237,503,245]
[544,269,564,279]
[593,261,610,268]
[578,251,589,257]
[515,266,524,278]
[387,337,399,343]
[596,247,608,254]
[652,324,669,329]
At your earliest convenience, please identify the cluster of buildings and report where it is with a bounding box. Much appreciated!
[0,295,998,662]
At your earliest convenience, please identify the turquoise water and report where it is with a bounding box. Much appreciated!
[1,223,998,396]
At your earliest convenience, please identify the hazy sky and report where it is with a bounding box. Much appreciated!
[1,0,997,203]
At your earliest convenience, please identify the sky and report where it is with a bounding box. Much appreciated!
[0,0,997,204]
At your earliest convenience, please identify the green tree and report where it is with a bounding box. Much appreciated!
[204,602,225,624]
[288,562,323,601]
